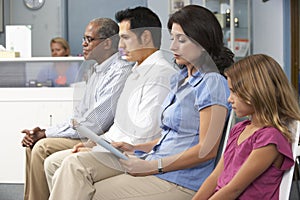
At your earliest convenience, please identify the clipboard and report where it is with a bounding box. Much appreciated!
[76,125,128,160]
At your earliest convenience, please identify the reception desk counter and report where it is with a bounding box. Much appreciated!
[0,57,84,87]
[0,57,85,183]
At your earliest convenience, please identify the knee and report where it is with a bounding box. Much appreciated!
[31,138,50,160]
[44,150,73,176]
[59,153,86,174]
[61,154,79,167]
[44,154,54,175]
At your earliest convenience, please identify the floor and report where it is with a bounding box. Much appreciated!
[0,181,299,200]
[0,183,23,200]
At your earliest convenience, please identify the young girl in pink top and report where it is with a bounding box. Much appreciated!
[193,54,300,199]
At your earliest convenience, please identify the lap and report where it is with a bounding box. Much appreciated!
[93,174,195,200]
[32,137,82,155]
[45,149,73,167]
[36,137,82,149]
[62,151,125,181]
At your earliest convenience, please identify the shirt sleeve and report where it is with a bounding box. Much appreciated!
[195,73,229,111]
[45,119,76,138]
[253,127,294,170]
[75,64,132,136]
[46,62,132,138]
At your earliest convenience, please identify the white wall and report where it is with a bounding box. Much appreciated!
[150,0,285,69]
[67,0,147,56]
[5,0,287,69]
[147,1,173,63]
[9,0,66,57]
[252,0,284,66]
[147,1,169,29]
[8,0,147,56]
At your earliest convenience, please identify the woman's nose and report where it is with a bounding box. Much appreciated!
[170,40,177,51]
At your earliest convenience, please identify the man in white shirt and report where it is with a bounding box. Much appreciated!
[45,7,177,199]
[21,18,133,200]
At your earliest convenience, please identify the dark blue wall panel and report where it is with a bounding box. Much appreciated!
[67,0,147,55]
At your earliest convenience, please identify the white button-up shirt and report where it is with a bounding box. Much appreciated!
[101,50,177,145]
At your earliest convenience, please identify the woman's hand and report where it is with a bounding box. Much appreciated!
[111,141,135,153]
[119,157,156,176]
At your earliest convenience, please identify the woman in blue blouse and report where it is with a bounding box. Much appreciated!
[48,5,234,200]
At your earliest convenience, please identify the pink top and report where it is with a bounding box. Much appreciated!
[216,120,294,199]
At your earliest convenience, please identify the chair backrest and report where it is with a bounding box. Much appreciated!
[279,121,300,200]
[215,110,235,166]
[221,110,235,154]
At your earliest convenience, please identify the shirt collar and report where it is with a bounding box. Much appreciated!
[189,69,205,86]
[175,67,205,87]
[94,52,119,73]
[131,50,163,77]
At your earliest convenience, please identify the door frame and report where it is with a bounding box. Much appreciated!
[291,0,299,94]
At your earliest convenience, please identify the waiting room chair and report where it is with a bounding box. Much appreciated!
[216,112,299,199]
[215,110,235,166]
[221,110,235,154]
[279,121,300,200]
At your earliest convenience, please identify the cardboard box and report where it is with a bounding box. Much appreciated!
[215,13,226,29]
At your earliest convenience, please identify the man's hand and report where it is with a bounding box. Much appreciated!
[21,127,46,148]
[72,140,96,153]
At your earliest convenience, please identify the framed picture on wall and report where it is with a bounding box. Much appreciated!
[169,0,190,15]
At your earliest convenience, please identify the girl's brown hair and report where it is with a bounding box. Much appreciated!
[225,54,300,141]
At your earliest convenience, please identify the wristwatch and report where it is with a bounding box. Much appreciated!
[158,158,164,174]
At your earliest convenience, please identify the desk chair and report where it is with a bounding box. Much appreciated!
[279,121,300,200]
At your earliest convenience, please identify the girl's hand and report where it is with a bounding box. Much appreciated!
[119,157,156,176]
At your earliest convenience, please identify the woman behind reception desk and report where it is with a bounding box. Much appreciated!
[36,37,80,87]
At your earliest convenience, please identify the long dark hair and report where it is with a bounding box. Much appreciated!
[168,5,234,75]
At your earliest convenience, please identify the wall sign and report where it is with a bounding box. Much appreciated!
[169,0,190,15]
